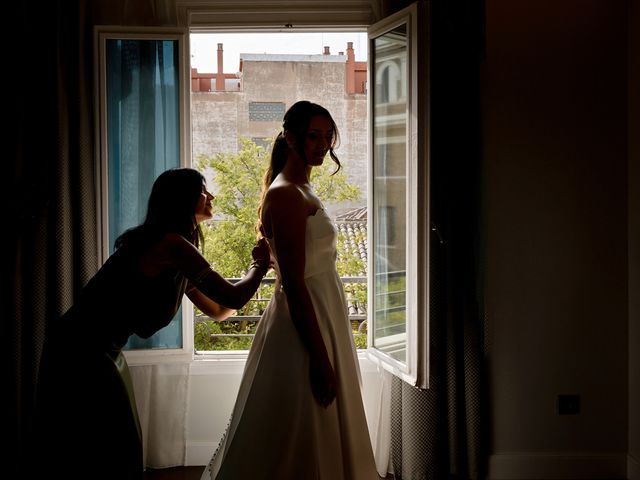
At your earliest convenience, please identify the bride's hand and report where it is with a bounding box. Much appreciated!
[309,356,337,408]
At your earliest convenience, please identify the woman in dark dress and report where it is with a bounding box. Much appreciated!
[35,168,271,479]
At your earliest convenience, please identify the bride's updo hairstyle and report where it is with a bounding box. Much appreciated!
[256,101,341,238]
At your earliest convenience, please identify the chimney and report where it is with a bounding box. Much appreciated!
[323,46,330,55]
[347,42,355,62]
[216,43,225,91]
[346,42,356,94]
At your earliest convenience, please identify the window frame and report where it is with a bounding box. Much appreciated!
[366,2,430,388]
[94,26,194,364]
[187,26,372,358]
[94,3,429,383]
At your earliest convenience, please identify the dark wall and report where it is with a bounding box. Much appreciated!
[483,0,630,474]
[628,0,640,473]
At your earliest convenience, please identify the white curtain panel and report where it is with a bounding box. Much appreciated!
[372,368,393,477]
[130,363,191,468]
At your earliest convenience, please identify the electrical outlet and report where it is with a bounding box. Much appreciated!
[557,394,580,415]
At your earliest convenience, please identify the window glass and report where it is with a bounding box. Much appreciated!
[248,102,286,121]
[371,24,408,362]
[104,38,182,350]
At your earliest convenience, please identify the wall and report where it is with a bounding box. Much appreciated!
[483,1,629,478]
[628,1,640,478]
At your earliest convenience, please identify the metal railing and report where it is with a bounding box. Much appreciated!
[195,276,368,351]
[195,271,408,351]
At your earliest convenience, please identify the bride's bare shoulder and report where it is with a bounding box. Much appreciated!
[264,182,305,208]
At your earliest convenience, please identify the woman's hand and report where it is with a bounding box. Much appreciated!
[309,356,337,408]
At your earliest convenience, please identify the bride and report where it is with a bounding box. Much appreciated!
[201,100,379,480]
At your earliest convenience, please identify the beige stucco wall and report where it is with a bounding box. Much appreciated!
[191,56,368,216]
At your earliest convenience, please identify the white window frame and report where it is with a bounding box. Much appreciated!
[94,26,194,364]
[180,0,374,360]
[366,2,430,388]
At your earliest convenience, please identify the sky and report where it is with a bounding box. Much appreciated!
[190,32,368,73]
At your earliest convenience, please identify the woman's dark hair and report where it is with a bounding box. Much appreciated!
[257,101,341,237]
[115,167,206,250]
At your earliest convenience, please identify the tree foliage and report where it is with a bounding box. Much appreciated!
[197,136,362,277]
[195,136,367,350]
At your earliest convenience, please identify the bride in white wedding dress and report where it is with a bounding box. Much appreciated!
[201,101,378,480]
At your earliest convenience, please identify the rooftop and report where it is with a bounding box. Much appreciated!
[240,53,347,63]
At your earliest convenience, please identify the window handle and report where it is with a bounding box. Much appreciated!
[431,222,444,244]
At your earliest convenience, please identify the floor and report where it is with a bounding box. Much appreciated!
[143,466,204,480]
[143,466,392,479]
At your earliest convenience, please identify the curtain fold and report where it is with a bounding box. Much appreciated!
[372,368,394,476]
[11,1,97,476]
[11,1,179,476]
[129,363,191,468]
[106,38,181,253]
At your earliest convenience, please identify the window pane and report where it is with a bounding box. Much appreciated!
[105,38,182,350]
[248,102,286,121]
[190,32,369,351]
[372,24,408,362]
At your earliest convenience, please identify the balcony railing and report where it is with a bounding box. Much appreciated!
[195,276,368,351]
[195,271,407,352]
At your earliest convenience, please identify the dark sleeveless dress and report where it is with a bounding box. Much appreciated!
[34,243,187,479]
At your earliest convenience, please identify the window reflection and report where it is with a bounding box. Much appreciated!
[372,24,408,362]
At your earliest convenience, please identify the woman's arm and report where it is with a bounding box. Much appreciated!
[186,284,236,321]
[160,233,269,310]
[263,186,336,407]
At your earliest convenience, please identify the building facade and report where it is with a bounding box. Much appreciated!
[191,42,368,216]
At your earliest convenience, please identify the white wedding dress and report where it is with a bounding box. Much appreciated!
[201,208,378,480]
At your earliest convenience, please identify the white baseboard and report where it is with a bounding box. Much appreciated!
[188,449,635,477]
[629,454,640,480]
[185,442,217,467]
[488,453,627,480]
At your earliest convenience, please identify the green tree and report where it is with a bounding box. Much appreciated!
[197,136,362,276]
[197,137,269,279]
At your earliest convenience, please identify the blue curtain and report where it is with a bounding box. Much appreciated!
[106,38,182,350]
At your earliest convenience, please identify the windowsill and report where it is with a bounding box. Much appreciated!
[124,348,193,366]
[192,348,370,358]
[126,348,376,370]
[188,349,378,374]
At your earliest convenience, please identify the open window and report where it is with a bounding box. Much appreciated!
[94,3,430,384]
[367,2,430,388]
[189,31,369,354]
